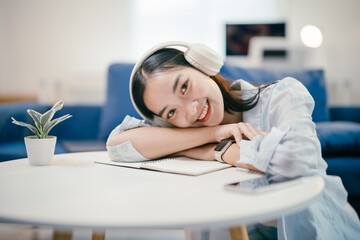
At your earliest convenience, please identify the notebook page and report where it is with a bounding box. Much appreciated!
[95,158,142,168]
[141,157,231,176]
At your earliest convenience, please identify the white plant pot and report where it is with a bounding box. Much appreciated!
[24,136,57,166]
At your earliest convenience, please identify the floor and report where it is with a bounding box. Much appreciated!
[0,223,186,240]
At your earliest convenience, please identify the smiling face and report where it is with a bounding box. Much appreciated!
[143,67,224,128]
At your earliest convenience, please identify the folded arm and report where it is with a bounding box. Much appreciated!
[107,125,217,159]
[106,115,265,172]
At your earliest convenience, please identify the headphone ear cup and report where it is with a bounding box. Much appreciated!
[184,43,223,76]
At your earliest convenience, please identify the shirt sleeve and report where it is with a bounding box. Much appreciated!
[106,115,151,162]
[238,78,323,180]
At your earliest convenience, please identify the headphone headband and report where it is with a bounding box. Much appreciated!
[129,41,223,126]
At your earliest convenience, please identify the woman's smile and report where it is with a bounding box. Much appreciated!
[197,100,211,122]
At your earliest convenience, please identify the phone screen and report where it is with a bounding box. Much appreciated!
[227,176,269,189]
[225,176,301,194]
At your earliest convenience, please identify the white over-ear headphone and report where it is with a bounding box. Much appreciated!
[129,41,223,126]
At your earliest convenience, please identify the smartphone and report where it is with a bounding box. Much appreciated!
[224,176,301,194]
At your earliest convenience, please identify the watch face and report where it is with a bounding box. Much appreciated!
[214,139,232,151]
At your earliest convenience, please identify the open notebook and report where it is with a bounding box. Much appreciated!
[95,157,232,176]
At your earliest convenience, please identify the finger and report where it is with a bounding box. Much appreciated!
[259,130,268,137]
[231,127,243,146]
[245,122,262,137]
[246,123,268,138]
[242,122,267,140]
[238,122,257,140]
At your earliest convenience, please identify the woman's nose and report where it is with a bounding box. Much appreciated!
[186,100,198,118]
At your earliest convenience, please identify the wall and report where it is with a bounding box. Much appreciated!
[0,0,133,104]
[287,0,360,106]
[0,0,359,105]
[131,0,286,60]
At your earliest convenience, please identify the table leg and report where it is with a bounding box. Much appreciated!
[91,231,105,240]
[228,225,249,240]
[184,228,210,240]
[52,230,72,240]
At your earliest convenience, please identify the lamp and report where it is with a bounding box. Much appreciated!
[300,25,323,48]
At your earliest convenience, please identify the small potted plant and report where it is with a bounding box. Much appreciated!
[11,101,72,166]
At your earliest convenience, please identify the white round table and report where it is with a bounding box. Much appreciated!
[0,151,324,231]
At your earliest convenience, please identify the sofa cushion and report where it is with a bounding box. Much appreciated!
[325,157,360,195]
[98,63,141,140]
[316,121,360,157]
[219,64,329,122]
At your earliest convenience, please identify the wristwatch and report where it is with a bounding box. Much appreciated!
[214,139,233,163]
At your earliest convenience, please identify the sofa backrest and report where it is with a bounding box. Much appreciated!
[99,63,329,139]
[98,63,140,140]
[219,64,329,122]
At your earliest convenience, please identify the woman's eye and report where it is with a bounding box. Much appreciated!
[181,81,188,94]
[167,109,175,119]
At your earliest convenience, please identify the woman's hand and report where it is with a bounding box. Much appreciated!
[213,122,268,145]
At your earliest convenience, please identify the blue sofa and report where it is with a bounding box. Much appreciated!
[1,63,359,213]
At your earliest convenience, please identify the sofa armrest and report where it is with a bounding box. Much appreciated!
[0,102,49,143]
[329,106,360,123]
[316,121,360,157]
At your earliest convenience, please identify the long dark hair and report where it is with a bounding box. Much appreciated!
[132,48,270,121]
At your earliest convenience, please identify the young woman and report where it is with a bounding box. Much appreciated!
[107,42,359,239]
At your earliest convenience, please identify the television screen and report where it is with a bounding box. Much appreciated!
[226,23,286,56]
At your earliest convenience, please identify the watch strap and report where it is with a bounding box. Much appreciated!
[214,139,233,163]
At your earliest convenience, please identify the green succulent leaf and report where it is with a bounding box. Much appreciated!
[52,101,64,111]
[43,114,72,137]
[27,109,42,133]
[40,108,56,127]
[11,117,40,138]
[39,101,65,127]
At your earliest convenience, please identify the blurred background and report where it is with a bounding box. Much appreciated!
[0,1,359,238]
[0,0,359,106]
